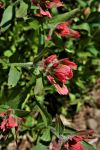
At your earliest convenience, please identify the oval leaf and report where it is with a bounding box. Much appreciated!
[49,8,79,26]
[34,77,44,96]
[0,5,13,27]
[16,0,28,18]
[8,66,21,88]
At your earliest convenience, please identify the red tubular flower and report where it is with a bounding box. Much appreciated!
[56,22,80,38]
[44,54,57,65]
[0,120,6,131]
[55,65,73,83]
[47,75,69,95]
[0,112,7,117]
[61,58,77,69]
[0,109,24,132]
[35,8,52,18]
[32,0,52,18]
[44,54,77,95]
[64,136,87,150]
[64,130,94,150]
[6,117,17,129]
[46,0,64,8]
[69,29,80,38]
[47,75,55,84]
[56,22,70,37]
[54,83,69,95]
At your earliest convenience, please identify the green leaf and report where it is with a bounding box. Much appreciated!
[77,0,86,7]
[34,78,44,96]
[8,66,22,88]
[76,79,85,89]
[29,20,40,30]
[73,23,90,33]
[16,0,28,18]
[4,50,13,57]
[0,5,13,27]
[49,8,79,27]
[0,105,29,117]
[82,141,96,150]
[41,128,51,142]
[6,85,32,109]
[0,105,9,113]
[55,115,64,137]
[32,143,47,150]
[87,47,98,56]
[15,109,30,117]
[35,98,52,126]
[1,24,11,32]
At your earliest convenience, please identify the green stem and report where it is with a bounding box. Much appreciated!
[9,62,34,67]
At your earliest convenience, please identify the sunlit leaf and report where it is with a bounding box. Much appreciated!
[41,128,51,142]
[16,0,28,18]
[32,143,47,150]
[0,5,13,26]
[49,8,79,27]
[82,141,96,150]
[0,105,9,113]
[8,66,21,88]
[34,77,44,96]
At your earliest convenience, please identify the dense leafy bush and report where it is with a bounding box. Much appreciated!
[0,0,100,149]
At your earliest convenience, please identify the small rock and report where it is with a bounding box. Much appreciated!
[87,118,98,130]
[94,109,100,118]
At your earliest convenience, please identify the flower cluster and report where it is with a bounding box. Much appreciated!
[56,22,80,38]
[44,54,77,95]
[64,130,94,150]
[0,109,23,132]
[32,0,64,18]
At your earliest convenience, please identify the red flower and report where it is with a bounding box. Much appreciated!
[54,83,69,95]
[47,75,55,84]
[44,54,77,95]
[0,109,23,132]
[61,58,77,69]
[64,130,94,150]
[69,29,80,38]
[44,54,57,65]
[55,65,73,83]
[35,8,52,18]
[46,0,64,8]
[56,22,80,38]
[0,112,7,117]
[64,136,85,150]
[0,120,6,131]
[6,117,17,129]
[47,75,69,95]
[32,0,52,18]
[56,22,70,37]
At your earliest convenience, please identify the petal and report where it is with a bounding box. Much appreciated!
[47,75,55,84]
[72,136,86,142]
[70,143,84,150]
[0,120,6,131]
[61,58,77,69]
[6,117,17,128]
[46,0,64,8]
[54,84,69,95]
[45,54,57,65]
[40,8,52,18]
[55,65,73,82]
[69,29,80,38]
[0,112,7,117]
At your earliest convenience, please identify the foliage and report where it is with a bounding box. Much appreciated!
[0,0,100,149]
